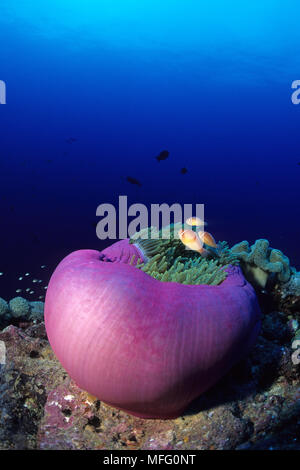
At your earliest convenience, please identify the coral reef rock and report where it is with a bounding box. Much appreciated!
[28,301,44,322]
[0,297,44,329]
[279,271,300,299]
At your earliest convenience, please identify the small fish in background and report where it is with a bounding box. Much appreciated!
[126,176,142,187]
[180,167,188,174]
[155,150,169,162]
[186,217,207,227]
[298,162,300,166]
[66,137,77,144]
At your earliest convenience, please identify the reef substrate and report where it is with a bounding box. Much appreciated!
[0,250,299,449]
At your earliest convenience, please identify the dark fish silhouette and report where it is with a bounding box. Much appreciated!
[180,167,188,174]
[126,176,142,187]
[156,150,169,162]
[66,137,77,144]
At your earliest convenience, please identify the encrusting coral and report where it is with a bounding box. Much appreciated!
[0,298,8,317]
[0,297,44,328]
[9,296,30,318]
[231,239,292,288]
[130,223,238,286]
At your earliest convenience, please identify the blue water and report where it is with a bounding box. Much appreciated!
[0,1,299,299]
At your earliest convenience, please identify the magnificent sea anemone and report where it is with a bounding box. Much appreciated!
[45,226,261,419]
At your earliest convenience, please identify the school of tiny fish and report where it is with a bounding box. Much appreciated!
[0,265,49,300]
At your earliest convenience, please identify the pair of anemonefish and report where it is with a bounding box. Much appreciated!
[178,217,217,255]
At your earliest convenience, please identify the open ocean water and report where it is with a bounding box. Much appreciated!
[0,1,299,300]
